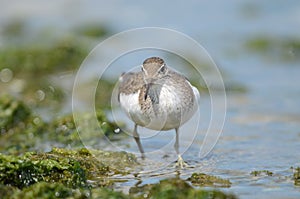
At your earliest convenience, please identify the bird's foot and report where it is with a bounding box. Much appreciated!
[175,155,188,168]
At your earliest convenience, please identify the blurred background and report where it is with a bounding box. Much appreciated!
[0,0,300,198]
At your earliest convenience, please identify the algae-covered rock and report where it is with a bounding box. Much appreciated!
[0,38,88,75]
[91,187,131,199]
[250,170,273,177]
[48,148,138,176]
[187,173,232,188]
[0,184,20,199]
[245,36,300,62]
[0,150,86,189]
[0,95,31,130]
[0,146,236,199]
[74,23,110,38]
[10,182,86,199]
[9,182,131,199]
[47,110,124,148]
[130,178,236,199]
[0,95,46,154]
[0,37,89,110]
[294,167,300,186]
[6,178,237,199]
[0,148,137,189]
[0,95,124,154]
[21,79,65,109]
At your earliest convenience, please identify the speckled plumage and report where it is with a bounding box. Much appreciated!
[118,57,199,167]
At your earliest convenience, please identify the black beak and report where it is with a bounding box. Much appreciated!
[144,78,155,100]
[144,83,150,100]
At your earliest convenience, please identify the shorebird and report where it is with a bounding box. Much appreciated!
[118,57,199,168]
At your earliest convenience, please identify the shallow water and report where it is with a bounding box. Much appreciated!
[107,92,300,198]
[2,1,300,198]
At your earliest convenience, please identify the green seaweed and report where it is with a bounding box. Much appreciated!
[0,37,89,111]
[0,151,86,189]
[10,182,85,199]
[245,36,300,63]
[0,184,20,199]
[4,178,237,199]
[0,146,236,199]
[47,110,125,148]
[1,20,27,38]
[0,148,137,190]
[0,38,88,75]
[187,173,232,188]
[294,167,300,186]
[95,78,118,109]
[130,178,236,199]
[0,95,124,154]
[21,79,65,109]
[0,95,46,154]
[91,187,131,199]
[74,23,110,38]
[7,182,131,199]
[0,95,31,130]
[250,170,273,176]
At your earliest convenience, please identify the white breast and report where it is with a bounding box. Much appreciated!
[119,82,199,131]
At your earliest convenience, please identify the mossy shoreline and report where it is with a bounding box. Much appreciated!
[0,95,236,198]
[0,148,237,199]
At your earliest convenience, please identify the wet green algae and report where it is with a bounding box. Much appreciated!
[130,178,236,199]
[0,95,45,154]
[245,36,300,63]
[0,39,117,110]
[0,38,86,110]
[0,38,87,75]
[0,94,32,131]
[250,170,273,177]
[0,148,138,199]
[0,148,237,199]
[187,173,232,188]
[74,23,110,38]
[294,167,300,186]
[0,95,123,154]
[0,148,137,189]
[0,95,238,198]
[1,178,237,199]
[3,116,243,196]
[48,109,123,147]
[10,182,131,199]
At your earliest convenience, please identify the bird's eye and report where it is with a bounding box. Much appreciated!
[159,65,165,73]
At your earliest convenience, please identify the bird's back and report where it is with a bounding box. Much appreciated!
[118,69,199,131]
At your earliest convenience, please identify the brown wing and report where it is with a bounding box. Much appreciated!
[118,71,144,101]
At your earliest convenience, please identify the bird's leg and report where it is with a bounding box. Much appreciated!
[133,124,145,159]
[174,128,188,168]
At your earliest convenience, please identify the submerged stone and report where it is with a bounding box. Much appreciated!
[10,182,85,199]
[245,36,300,63]
[5,182,132,199]
[187,173,232,188]
[0,95,46,154]
[0,95,31,130]
[48,110,125,148]
[91,187,131,199]
[250,170,273,177]
[294,167,300,186]
[130,178,236,199]
[0,148,137,190]
[0,184,19,199]
[0,95,125,154]
[0,38,88,75]
[74,23,110,38]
